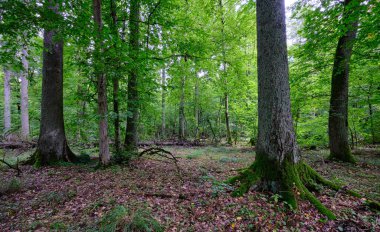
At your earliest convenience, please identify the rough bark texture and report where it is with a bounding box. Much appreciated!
[20,47,30,140]
[161,68,166,138]
[93,0,111,165]
[125,0,140,152]
[328,0,359,163]
[228,0,338,220]
[256,0,299,192]
[3,68,11,133]
[34,28,75,165]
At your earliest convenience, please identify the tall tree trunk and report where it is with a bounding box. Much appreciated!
[124,0,140,152]
[367,89,375,145]
[93,0,110,165]
[20,47,30,140]
[178,74,185,141]
[328,0,359,163]
[194,75,199,139]
[228,0,336,220]
[219,0,232,145]
[161,68,166,138]
[3,68,11,133]
[110,0,120,153]
[34,24,75,165]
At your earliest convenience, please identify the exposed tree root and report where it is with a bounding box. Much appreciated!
[227,160,379,220]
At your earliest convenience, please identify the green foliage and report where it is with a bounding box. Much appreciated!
[0,177,22,195]
[99,205,163,232]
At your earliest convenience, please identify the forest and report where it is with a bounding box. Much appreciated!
[0,0,379,231]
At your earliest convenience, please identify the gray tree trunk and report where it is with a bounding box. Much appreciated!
[256,0,299,189]
[194,75,199,139]
[20,47,30,140]
[34,26,75,165]
[328,0,359,163]
[3,68,11,133]
[124,0,140,151]
[93,0,111,165]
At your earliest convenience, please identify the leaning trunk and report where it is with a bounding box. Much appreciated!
[124,0,140,152]
[3,68,11,133]
[93,0,110,165]
[34,28,75,165]
[328,0,359,163]
[20,47,30,140]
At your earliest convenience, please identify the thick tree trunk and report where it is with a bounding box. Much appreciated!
[328,0,359,163]
[124,0,140,151]
[93,0,110,165]
[20,47,30,140]
[228,0,337,220]
[255,0,299,192]
[3,68,11,133]
[161,68,166,138]
[178,74,185,141]
[34,28,75,165]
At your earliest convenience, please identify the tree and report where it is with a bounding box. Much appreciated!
[33,2,75,165]
[93,0,110,165]
[228,0,336,220]
[3,68,11,133]
[328,0,359,163]
[20,47,30,140]
[124,0,141,152]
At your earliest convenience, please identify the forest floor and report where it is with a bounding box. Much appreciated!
[0,146,379,231]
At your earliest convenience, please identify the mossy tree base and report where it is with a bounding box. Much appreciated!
[228,158,380,219]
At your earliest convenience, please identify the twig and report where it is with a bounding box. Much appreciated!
[1,156,22,177]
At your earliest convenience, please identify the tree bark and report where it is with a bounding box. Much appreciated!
[161,68,166,138]
[328,0,359,163]
[34,25,75,165]
[228,0,336,220]
[124,0,141,152]
[219,0,232,145]
[93,0,110,165]
[110,0,120,153]
[256,0,299,191]
[3,68,11,133]
[20,47,30,140]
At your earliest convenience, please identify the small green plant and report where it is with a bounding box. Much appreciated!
[219,157,240,163]
[0,178,22,195]
[186,150,203,159]
[99,205,163,232]
[50,221,67,231]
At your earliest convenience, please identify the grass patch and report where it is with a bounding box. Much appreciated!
[99,205,163,232]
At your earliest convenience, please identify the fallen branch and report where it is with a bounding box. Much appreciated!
[138,147,183,182]
[0,157,22,177]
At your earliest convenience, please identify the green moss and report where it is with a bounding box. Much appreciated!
[329,149,356,163]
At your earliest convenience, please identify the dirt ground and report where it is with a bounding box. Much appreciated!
[0,146,379,231]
